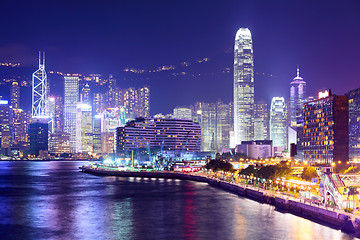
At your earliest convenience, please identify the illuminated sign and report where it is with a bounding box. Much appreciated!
[318,90,329,99]
[0,100,8,105]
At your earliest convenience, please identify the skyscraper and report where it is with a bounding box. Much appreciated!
[303,90,349,164]
[80,83,91,104]
[10,80,20,109]
[93,93,105,116]
[29,122,48,156]
[64,76,79,153]
[32,52,47,117]
[289,67,306,128]
[348,87,360,161]
[76,103,93,153]
[270,97,287,148]
[139,86,150,117]
[0,100,11,151]
[254,101,269,141]
[234,28,254,145]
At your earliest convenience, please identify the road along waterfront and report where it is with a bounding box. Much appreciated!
[80,164,360,235]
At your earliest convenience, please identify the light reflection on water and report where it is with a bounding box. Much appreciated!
[0,161,356,240]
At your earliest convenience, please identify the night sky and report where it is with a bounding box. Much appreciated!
[1,0,360,114]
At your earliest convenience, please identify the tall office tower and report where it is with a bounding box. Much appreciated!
[32,52,47,117]
[54,96,64,132]
[216,101,232,152]
[80,83,91,104]
[12,108,29,149]
[200,102,217,151]
[100,107,126,154]
[64,76,79,153]
[76,103,93,153]
[196,101,231,152]
[348,87,360,161]
[0,100,11,151]
[254,101,269,140]
[139,86,150,117]
[105,75,117,108]
[93,93,105,116]
[289,67,306,128]
[47,97,55,133]
[124,87,138,119]
[29,122,48,156]
[10,80,20,109]
[270,97,287,148]
[234,28,254,145]
[303,90,348,164]
[92,115,102,154]
[173,107,192,120]
[114,89,124,109]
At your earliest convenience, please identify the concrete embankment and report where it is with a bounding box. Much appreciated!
[80,166,360,234]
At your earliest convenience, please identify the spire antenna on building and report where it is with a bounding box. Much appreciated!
[297,65,300,77]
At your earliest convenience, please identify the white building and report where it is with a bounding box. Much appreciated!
[64,76,79,153]
[76,103,93,153]
[270,97,287,149]
[234,28,254,145]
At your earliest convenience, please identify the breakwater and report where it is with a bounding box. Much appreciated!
[80,166,360,235]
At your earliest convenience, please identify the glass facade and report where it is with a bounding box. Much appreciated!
[303,94,348,164]
[234,28,254,144]
[270,97,286,148]
[254,101,269,141]
[29,122,48,156]
[349,87,360,161]
[76,103,93,153]
[64,76,79,153]
[289,67,306,128]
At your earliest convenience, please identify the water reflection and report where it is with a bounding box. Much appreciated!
[0,161,355,240]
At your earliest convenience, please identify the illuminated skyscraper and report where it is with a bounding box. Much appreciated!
[0,100,11,151]
[93,93,105,116]
[303,90,348,164]
[100,107,126,154]
[54,96,64,132]
[92,115,102,154]
[234,28,254,145]
[139,86,150,117]
[348,87,360,161]
[270,97,287,148]
[254,101,269,141]
[289,67,306,127]
[32,52,47,117]
[10,80,20,109]
[76,103,93,153]
[196,101,231,152]
[11,108,29,149]
[80,83,91,104]
[64,76,79,153]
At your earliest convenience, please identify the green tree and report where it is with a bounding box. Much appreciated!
[205,159,235,172]
[239,165,257,176]
[301,166,318,181]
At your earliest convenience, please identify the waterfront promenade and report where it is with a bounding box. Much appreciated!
[80,164,360,235]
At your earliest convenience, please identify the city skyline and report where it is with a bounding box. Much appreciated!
[0,1,360,115]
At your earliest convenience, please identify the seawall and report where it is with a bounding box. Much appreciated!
[80,166,360,234]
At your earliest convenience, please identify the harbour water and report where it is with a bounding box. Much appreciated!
[0,161,355,240]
